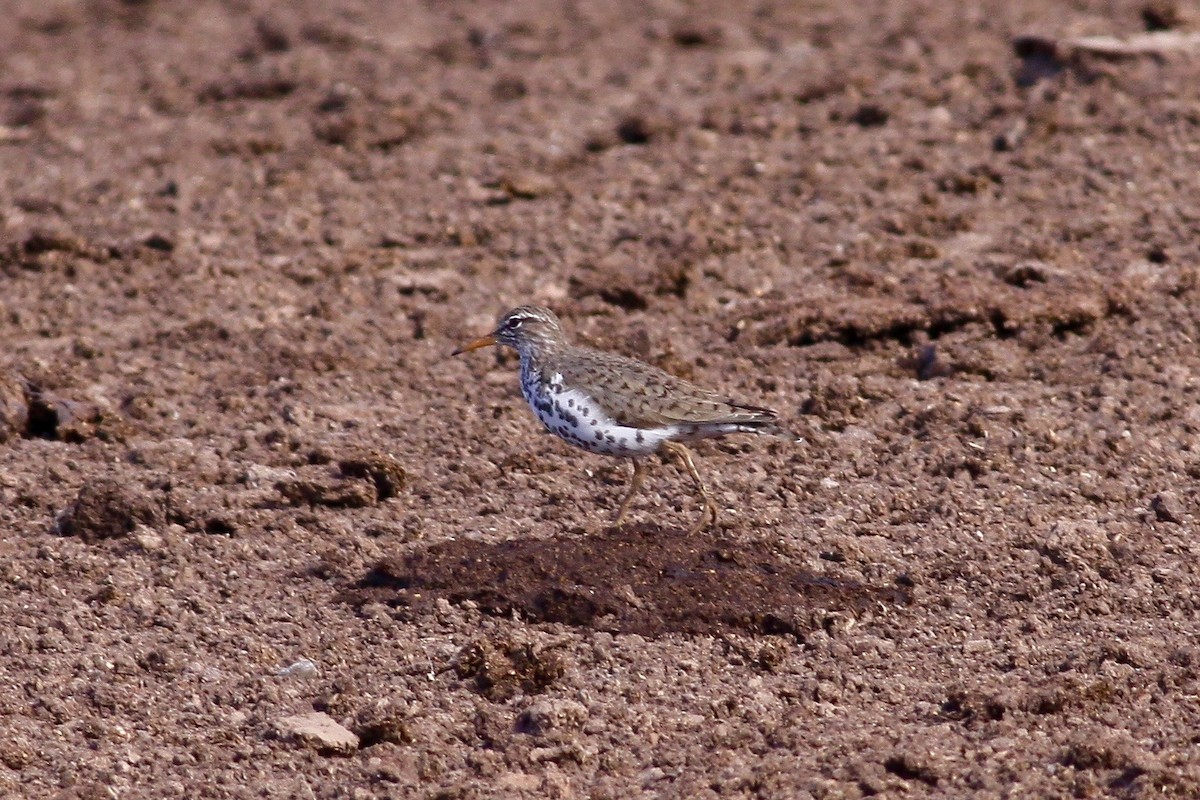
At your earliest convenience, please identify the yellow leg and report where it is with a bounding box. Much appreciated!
[613,458,647,527]
[661,441,719,534]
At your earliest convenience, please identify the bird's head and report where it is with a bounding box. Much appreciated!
[451,305,565,357]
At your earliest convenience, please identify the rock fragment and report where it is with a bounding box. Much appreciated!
[273,712,359,755]
[54,479,163,542]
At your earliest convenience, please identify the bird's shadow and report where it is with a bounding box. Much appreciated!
[342,523,908,639]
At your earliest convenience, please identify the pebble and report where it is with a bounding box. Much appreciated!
[131,524,164,552]
[500,171,556,199]
[276,659,318,679]
[274,712,359,755]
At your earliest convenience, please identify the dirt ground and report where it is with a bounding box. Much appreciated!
[2,0,1200,797]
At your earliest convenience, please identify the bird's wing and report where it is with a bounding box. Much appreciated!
[551,347,780,429]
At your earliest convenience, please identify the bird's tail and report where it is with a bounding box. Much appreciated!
[745,419,802,442]
[726,404,802,443]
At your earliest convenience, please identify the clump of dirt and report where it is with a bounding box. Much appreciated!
[23,390,119,443]
[276,473,379,508]
[336,451,407,501]
[352,702,413,748]
[276,450,407,508]
[52,478,163,542]
[453,635,570,701]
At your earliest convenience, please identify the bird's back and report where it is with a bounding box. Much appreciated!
[545,345,789,437]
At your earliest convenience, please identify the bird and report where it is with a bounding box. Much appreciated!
[452,305,793,533]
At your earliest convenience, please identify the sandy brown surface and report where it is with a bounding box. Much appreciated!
[2,0,1200,797]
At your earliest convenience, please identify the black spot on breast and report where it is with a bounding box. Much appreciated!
[635,431,644,443]
[563,412,578,426]
[566,398,575,409]
[594,431,604,441]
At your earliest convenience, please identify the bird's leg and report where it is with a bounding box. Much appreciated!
[661,441,719,534]
[613,457,647,527]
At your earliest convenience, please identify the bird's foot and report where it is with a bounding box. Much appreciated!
[687,496,719,535]
[612,505,631,529]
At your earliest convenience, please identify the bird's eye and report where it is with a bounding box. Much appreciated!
[510,318,525,328]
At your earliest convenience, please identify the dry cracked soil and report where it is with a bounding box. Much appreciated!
[2,0,1200,798]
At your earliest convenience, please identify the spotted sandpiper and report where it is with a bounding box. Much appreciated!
[452,306,793,533]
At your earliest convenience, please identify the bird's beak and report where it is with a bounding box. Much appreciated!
[450,333,497,356]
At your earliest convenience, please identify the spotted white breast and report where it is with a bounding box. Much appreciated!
[519,365,674,457]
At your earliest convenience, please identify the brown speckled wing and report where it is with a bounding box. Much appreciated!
[549,346,781,429]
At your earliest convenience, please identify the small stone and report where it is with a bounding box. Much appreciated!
[1151,492,1184,523]
[462,179,510,205]
[612,583,645,609]
[926,106,952,128]
[815,680,843,702]
[1068,31,1200,59]
[276,659,318,679]
[640,767,668,786]
[500,171,556,200]
[241,464,297,488]
[529,743,588,764]
[274,712,359,755]
[131,524,164,552]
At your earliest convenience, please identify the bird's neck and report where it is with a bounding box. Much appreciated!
[515,333,567,367]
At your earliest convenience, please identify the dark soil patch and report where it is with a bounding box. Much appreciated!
[346,524,907,639]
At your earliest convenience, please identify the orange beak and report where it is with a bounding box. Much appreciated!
[450,333,497,356]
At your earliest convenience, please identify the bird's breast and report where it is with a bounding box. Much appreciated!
[519,369,672,457]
